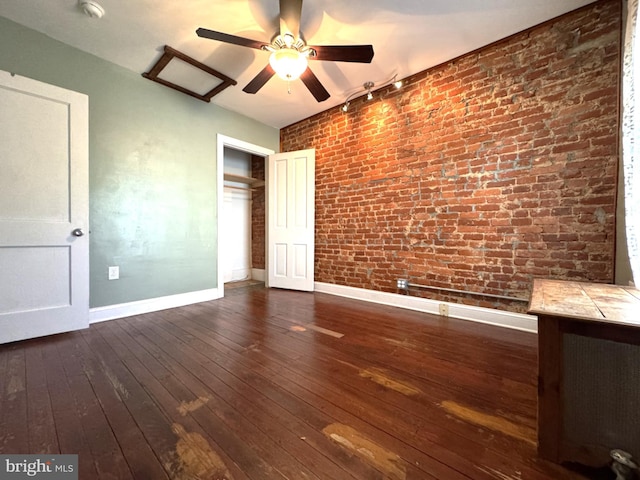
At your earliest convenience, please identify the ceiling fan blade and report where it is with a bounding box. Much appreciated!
[309,44,374,63]
[300,67,330,102]
[279,0,302,39]
[196,28,267,50]
[243,64,276,94]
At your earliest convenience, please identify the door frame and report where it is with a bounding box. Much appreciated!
[216,134,274,297]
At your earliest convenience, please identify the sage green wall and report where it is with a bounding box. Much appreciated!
[0,17,279,307]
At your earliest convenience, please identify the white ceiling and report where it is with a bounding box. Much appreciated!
[0,0,596,129]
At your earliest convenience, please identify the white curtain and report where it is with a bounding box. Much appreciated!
[623,0,640,285]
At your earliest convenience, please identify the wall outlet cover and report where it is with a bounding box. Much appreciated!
[108,266,119,280]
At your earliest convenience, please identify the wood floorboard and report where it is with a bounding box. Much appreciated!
[76,328,174,480]
[110,318,300,478]
[95,320,251,480]
[40,336,100,478]
[175,297,560,480]
[154,310,430,480]
[183,296,535,439]
[55,333,135,479]
[0,286,590,480]
[166,308,480,480]
[183,291,579,480]
[311,306,537,383]
[121,313,298,480]
[148,310,381,480]
[25,338,59,454]
[127,313,339,480]
[1,344,28,454]
[228,293,537,415]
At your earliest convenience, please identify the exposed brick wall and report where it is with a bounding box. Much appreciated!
[251,155,266,270]
[281,0,621,312]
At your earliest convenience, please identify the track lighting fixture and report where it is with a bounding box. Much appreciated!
[364,82,374,101]
[341,74,405,113]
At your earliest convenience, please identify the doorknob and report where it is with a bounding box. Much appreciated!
[72,228,85,237]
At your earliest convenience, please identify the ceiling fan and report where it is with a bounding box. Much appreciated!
[196,0,374,102]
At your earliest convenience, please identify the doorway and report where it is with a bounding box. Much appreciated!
[222,146,265,285]
[216,135,275,297]
[216,136,316,296]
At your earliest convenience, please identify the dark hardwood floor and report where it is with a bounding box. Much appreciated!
[0,285,590,479]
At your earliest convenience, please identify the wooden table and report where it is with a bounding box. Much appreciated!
[528,279,640,466]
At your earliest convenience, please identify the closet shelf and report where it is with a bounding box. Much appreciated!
[223,173,265,188]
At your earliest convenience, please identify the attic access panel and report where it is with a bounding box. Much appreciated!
[143,45,236,102]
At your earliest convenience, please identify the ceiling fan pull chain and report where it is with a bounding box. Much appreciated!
[287,79,292,95]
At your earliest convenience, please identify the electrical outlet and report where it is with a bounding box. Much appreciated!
[397,278,408,290]
[439,303,449,317]
[108,266,119,280]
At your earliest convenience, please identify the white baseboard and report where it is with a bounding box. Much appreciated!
[89,282,537,333]
[89,288,222,324]
[251,268,266,282]
[314,282,537,333]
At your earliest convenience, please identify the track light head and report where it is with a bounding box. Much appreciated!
[342,74,401,113]
[364,81,374,101]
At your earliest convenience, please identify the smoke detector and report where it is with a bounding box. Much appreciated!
[79,0,105,18]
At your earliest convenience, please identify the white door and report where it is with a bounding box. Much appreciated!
[0,71,89,344]
[267,149,315,291]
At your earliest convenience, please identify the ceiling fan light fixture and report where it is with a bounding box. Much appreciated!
[269,48,308,81]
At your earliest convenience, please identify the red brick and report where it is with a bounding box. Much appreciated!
[281,0,620,312]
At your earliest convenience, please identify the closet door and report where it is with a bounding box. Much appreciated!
[267,149,315,291]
